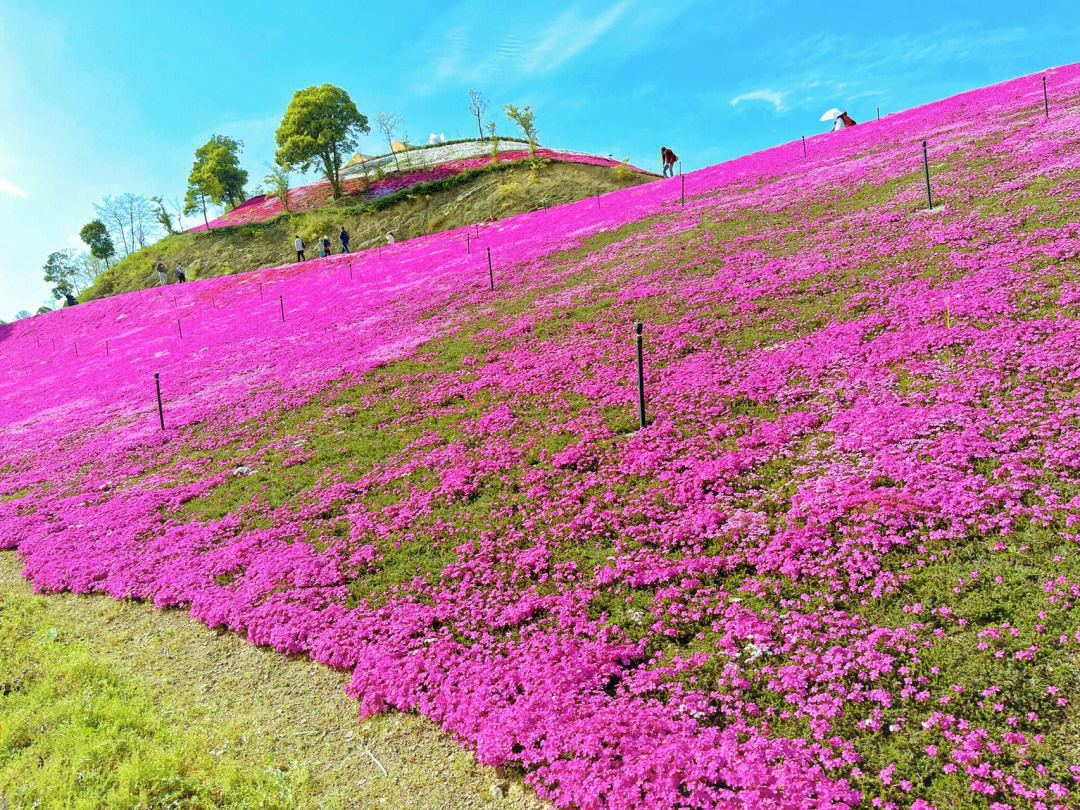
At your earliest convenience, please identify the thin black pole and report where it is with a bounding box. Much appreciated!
[475,223,479,238]
[349,265,353,280]
[74,341,78,358]
[51,338,55,353]
[154,372,165,430]
[877,107,880,121]
[1043,76,1049,118]
[681,174,685,206]
[679,160,682,176]
[597,193,600,209]
[922,140,933,210]
[635,322,646,429]
[487,247,494,291]
[177,319,183,339]
[279,295,285,322]
[259,283,263,301]
[106,339,109,356]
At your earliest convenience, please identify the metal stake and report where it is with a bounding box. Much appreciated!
[154,372,165,430]
[487,247,494,291]
[635,322,646,429]
[467,231,471,254]
[106,339,110,356]
[1043,76,1049,118]
[279,295,285,322]
[922,140,933,210]
[802,135,807,157]
[177,319,183,339]
[681,174,685,205]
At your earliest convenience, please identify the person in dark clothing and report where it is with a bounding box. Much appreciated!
[175,262,187,283]
[64,292,78,307]
[661,147,678,177]
[339,226,350,253]
[321,235,332,257]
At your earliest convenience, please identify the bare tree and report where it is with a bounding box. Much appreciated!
[93,194,160,257]
[72,253,106,292]
[468,89,489,140]
[375,112,403,169]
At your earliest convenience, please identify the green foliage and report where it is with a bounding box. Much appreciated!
[42,249,78,301]
[264,164,292,213]
[276,85,369,199]
[151,195,175,234]
[79,219,115,267]
[504,104,538,157]
[0,589,315,809]
[186,135,249,225]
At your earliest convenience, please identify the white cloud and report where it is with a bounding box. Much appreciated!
[0,177,27,198]
[519,2,629,75]
[731,89,789,112]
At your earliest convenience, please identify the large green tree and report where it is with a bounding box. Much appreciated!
[79,219,115,268]
[275,85,369,199]
[43,250,79,301]
[185,135,248,226]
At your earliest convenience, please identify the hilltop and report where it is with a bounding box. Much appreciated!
[2,65,1080,810]
[85,143,652,300]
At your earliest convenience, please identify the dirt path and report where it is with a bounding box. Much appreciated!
[0,551,547,810]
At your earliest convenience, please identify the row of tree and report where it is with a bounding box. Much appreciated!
[38,86,540,311]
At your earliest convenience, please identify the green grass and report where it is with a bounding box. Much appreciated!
[0,589,313,810]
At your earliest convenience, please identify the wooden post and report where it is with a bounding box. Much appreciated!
[154,372,165,430]
[1043,76,1049,118]
[75,341,78,357]
[635,322,646,429]
[681,174,685,206]
[279,295,285,322]
[802,135,807,157]
[877,107,880,120]
[106,339,109,356]
[487,247,494,291]
[922,140,933,210]
[177,319,183,339]
[597,193,601,209]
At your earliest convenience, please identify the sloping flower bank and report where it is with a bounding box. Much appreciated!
[188,149,632,231]
[3,67,1080,809]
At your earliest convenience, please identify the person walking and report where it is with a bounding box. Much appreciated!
[175,262,187,283]
[154,259,168,286]
[339,226,350,253]
[64,292,78,307]
[321,235,332,257]
[294,235,306,262]
[386,231,395,245]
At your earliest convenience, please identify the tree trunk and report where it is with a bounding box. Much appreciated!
[476,116,484,139]
[201,194,209,227]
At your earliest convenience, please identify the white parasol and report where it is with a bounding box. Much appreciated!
[820,108,845,122]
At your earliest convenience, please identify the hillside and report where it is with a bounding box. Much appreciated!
[3,64,1080,810]
[86,149,652,300]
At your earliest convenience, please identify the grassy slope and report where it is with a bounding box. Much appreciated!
[0,554,545,810]
[86,160,651,300]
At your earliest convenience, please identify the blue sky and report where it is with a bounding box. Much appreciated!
[1,0,1078,319]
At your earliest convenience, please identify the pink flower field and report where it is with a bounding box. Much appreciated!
[4,66,1080,809]
[188,149,633,231]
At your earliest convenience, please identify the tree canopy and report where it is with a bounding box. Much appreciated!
[43,250,79,301]
[276,85,369,199]
[504,104,539,157]
[185,135,248,225]
[79,219,116,267]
